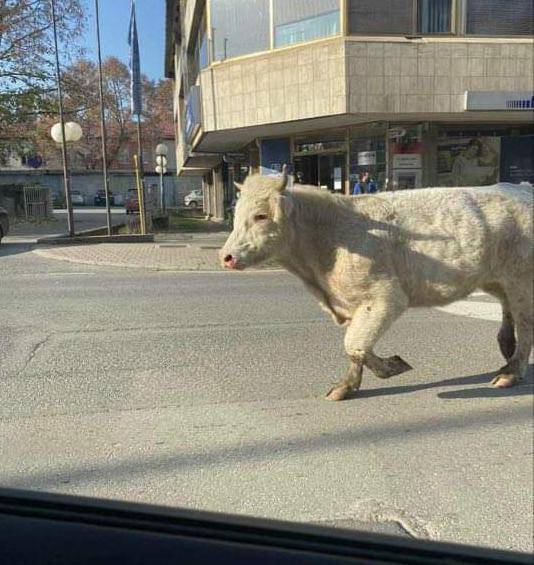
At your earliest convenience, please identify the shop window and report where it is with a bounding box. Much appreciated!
[418,0,452,33]
[348,0,414,35]
[349,133,386,190]
[466,0,534,36]
[211,0,270,61]
[273,0,340,48]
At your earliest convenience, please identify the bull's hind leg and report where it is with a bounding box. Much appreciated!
[491,283,533,388]
[481,283,516,360]
[326,284,410,401]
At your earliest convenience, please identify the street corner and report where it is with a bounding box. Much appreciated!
[32,242,223,271]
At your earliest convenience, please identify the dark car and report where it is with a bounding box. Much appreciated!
[0,206,9,243]
[51,190,66,208]
[94,190,114,206]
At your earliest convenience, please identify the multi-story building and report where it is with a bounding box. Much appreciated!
[165,0,534,219]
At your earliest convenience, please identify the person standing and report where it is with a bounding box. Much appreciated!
[352,171,378,195]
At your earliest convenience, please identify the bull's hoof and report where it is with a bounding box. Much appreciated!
[373,355,413,379]
[326,384,351,401]
[491,373,519,388]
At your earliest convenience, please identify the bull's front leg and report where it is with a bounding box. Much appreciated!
[326,284,411,401]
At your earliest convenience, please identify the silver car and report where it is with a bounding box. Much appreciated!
[184,190,203,208]
[0,206,9,243]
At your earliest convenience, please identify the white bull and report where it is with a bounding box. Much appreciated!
[220,172,533,400]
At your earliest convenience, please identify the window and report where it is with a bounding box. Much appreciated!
[466,0,534,36]
[348,0,414,35]
[273,0,340,48]
[190,15,209,85]
[211,0,270,61]
[418,0,453,33]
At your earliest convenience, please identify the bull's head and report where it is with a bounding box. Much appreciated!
[220,167,293,270]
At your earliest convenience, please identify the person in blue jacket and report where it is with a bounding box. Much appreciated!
[352,171,378,195]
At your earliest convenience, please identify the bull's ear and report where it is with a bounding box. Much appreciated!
[234,182,243,192]
[277,164,289,193]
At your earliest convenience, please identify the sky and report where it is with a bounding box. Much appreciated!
[81,0,166,81]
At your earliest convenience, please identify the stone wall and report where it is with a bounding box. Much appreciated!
[346,40,533,114]
[0,171,201,207]
[197,37,533,132]
[201,37,347,131]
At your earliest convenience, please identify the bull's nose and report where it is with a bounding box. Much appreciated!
[223,254,237,269]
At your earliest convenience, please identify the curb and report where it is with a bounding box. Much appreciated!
[36,223,127,244]
[37,233,154,245]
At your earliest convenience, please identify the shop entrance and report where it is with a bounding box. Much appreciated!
[293,153,346,192]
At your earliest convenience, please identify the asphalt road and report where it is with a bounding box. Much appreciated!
[0,242,532,554]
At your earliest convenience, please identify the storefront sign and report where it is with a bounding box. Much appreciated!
[465,91,534,111]
[392,154,422,169]
[358,151,376,166]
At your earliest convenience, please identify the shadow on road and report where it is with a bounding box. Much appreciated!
[353,364,533,401]
[0,243,32,258]
[4,402,532,490]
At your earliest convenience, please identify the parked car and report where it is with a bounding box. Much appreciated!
[0,206,9,243]
[184,190,203,208]
[51,190,65,208]
[94,190,115,206]
[125,189,139,214]
[70,190,85,206]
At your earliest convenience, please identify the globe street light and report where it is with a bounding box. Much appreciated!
[155,143,168,212]
[50,121,83,236]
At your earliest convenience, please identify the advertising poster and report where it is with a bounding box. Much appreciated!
[437,137,500,186]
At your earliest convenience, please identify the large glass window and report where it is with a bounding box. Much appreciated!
[348,0,414,35]
[190,15,209,85]
[211,0,270,61]
[418,0,452,33]
[466,0,534,36]
[273,0,340,48]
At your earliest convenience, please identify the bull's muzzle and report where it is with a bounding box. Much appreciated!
[222,253,238,269]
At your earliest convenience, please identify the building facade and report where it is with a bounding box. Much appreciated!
[165,0,534,219]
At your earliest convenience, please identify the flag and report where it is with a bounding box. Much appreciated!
[128,0,142,115]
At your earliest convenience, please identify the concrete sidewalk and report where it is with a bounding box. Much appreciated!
[32,232,243,271]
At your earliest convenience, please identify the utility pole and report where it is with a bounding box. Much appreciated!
[94,0,113,236]
[50,0,75,237]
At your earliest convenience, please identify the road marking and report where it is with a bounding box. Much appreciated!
[436,298,501,322]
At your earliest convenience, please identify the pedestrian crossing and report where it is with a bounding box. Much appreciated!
[435,292,501,322]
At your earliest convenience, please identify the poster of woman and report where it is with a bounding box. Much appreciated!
[437,137,500,186]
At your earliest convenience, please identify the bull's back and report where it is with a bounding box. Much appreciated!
[380,184,533,306]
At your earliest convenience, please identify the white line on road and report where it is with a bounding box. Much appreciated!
[436,298,501,322]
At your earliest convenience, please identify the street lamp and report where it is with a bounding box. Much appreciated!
[155,143,168,212]
[50,121,83,235]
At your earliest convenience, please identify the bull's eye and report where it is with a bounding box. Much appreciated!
[253,214,268,222]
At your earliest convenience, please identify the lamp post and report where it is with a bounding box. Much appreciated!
[49,0,80,236]
[50,121,82,235]
[155,143,168,212]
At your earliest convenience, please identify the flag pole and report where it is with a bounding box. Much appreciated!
[94,0,112,236]
[129,0,147,232]
[135,113,147,232]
